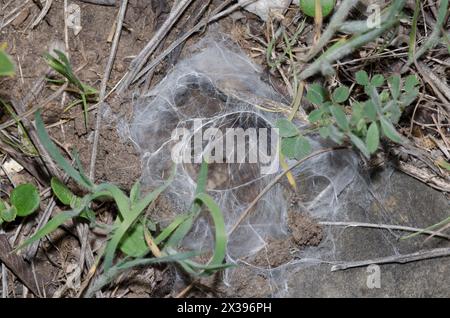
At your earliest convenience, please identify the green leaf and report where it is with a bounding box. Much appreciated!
[281,135,312,160]
[299,0,336,18]
[166,162,208,249]
[404,75,420,92]
[350,102,364,125]
[306,83,326,105]
[51,177,76,206]
[130,180,141,204]
[332,86,350,103]
[0,200,6,213]
[437,160,450,172]
[0,206,17,223]
[10,184,40,217]
[388,74,401,100]
[330,105,349,131]
[380,117,403,143]
[193,193,227,276]
[35,111,94,190]
[364,100,378,121]
[155,213,191,246]
[275,118,299,137]
[95,183,130,219]
[119,222,148,257]
[103,166,175,270]
[308,109,324,123]
[370,74,385,87]
[319,126,330,139]
[355,70,370,86]
[380,90,390,103]
[356,119,367,133]
[349,133,370,158]
[366,122,380,154]
[0,49,15,77]
[329,125,344,144]
[15,210,80,251]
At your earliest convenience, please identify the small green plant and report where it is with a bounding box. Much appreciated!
[44,50,98,127]
[16,111,229,295]
[0,44,15,77]
[300,0,336,18]
[0,184,40,225]
[277,72,420,159]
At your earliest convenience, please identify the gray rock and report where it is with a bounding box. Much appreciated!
[287,170,450,297]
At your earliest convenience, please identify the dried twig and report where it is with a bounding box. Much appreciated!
[320,221,450,240]
[118,0,195,92]
[0,234,46,297]
[89,0,128,180]
[331,248,450,271]
[79,0,116,5]
[30,0,53,29]
[133,0,256,85]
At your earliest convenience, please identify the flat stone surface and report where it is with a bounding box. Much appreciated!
[287,170,450,297]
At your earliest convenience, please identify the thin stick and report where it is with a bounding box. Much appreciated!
[118,0,195,92]
[331,248,450,271]
[320,221,450,240]
[89,0,128,180]
[228,147,349,235]
[131,0,256,87]
[30,0,53,29]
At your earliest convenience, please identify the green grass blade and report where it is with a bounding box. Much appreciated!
[34,111,94,190]
[165,215,194,248]
[401,216,450,240]
[102,166,175,270]
[193,193,227,276]
[15,210,80,251]
[94,183,130,217]
[117,251,199,271]
[154,213,191,245]
[408,0,420,60]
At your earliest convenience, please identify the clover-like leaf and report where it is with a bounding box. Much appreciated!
[308,109,324,123]
[329,125,345,144]
[404,75,420,92]
[276,119,299,138]
[319,126,331,139]
[380,117,403,143]
[332,86,350,103]
[0,206,17,223]
[299,0,336,18]
[388,74,401,100]
[355,70,370,86]
[350,102,364,125]
[364,100,378,121]
[370,74,385,87]
[330,105,349,131]
[366,122,380,154]
[281,135,312,160]
[306,83,327,105]
[349,133,370,158]
[10,184,40,217]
